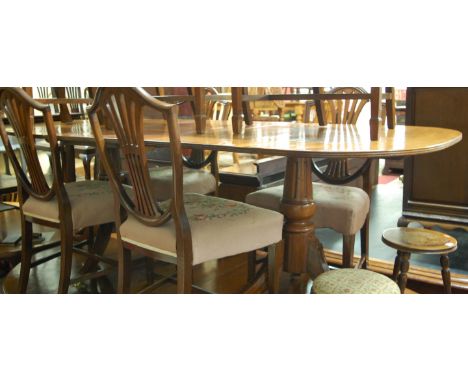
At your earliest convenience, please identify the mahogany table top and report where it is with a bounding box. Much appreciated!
[30,119,462,158]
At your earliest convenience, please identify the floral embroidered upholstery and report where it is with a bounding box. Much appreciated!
[312,269,400,294]
[119,193,284,265]
[22,180,115,230]
[245,183,370,235]
[149,167,217,201]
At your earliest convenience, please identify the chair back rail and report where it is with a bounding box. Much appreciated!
[87,88,189,231]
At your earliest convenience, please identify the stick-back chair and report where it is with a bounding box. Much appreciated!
[88,87,284,293]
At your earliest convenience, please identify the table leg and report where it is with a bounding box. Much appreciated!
[231,87,243,134]
[193,87,206,134]
[280,157,329,284]
[62,144,76,182]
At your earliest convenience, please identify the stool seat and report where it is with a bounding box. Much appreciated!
[382,227,457,254]
[312,268,400,294]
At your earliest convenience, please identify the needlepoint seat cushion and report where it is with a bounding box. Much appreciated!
[119,193,284,265]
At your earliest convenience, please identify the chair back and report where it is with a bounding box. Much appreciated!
[205,87,231,121]
[304,87,369,124]
[87,87,187,230]
[0,87,61,202]
[65,87,85,115]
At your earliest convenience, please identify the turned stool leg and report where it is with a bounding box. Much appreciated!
[392,251,401,281]
[396,251,411,294]
[440,255,452,294]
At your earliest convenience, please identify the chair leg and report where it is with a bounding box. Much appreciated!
[79,223,113,275]
[359,216,370,269]
[145,257,156,285]
[18,217,33,293]
[80,154,93,180]
[58,224,74,294]
[177,259,193,294]
[267,241,284,294]
[342,234,355,268]
[396,251,411,294]
[440,255,452,294]
[3,153,11,175]
[117,246,132,293]
[392,251,401,281]
[247,251,257,283]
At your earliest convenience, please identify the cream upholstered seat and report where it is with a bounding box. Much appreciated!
[312,268,400,294]
[245,183,369,235]
[149,167,217,201]
[120,193,283,265]
[22,180,115,231]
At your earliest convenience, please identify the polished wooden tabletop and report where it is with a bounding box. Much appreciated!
[30,119,462,158]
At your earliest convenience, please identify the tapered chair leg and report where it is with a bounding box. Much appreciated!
[145,257,156,285]
[58,224,74,294]
[3,153,11,175]
[117,246,132,293]
[18,217,33,293]
[177,258,193,294]
[359,216,370,269]
[342,234,355,268]
[440,255,452,294]
[267,241,284,294]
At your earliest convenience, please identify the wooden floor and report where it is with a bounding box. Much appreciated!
[1,235,254,294]
[0,233,425,294]
[1,156,464,294]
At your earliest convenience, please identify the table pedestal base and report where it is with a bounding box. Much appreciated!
[280,157,329,292]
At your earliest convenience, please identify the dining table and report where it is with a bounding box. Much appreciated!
[28,118,462,292]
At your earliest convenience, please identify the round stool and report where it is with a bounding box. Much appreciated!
[312,268,400,294]
[382,227,457,293]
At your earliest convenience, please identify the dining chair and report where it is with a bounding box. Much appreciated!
[142,87,219,201]
[88,87,284,293]
[248,87,285,121]
[0,87,116,293]
[34,87,97,180]
[246,87,372,270]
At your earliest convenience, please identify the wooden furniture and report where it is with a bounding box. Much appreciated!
[248,87,285,120]
[312,268,400,294]
[154,87,396,139]
[401,87,468,230]
[305,87,373,268]
[246,181,370,269]
[0,208,60,262]
[33,87,97,180]
[87,88,284,294]
[25,118,462,292]
[382,227,457,293]
[0,88,116,293]
[230,87,396,139]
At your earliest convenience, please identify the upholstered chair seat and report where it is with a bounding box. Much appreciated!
[22,180,115,231]
[120,193,283,265]
[149,167,217,201]
[246,183,370,236]
[312,268,400,294]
